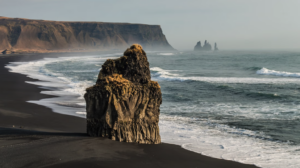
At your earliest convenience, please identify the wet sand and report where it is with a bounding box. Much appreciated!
[0,54,258,168]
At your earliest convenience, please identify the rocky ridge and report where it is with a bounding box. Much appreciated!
[0,17,174,53]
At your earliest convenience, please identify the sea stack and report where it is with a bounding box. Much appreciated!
[84,44,162,144]
[202,40,212,51]
[214,43,218,51]
[194,41,202,51]
[194,40,212,51]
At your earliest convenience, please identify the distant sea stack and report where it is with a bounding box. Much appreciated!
[194,40,218,51]
[194,41,202,51]
[214,43,218,51]
[0,17,174,54]
[85,44,162,144]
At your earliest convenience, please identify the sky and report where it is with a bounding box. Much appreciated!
[0,0,299,50]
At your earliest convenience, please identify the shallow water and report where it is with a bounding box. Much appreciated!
[6,50,300,168]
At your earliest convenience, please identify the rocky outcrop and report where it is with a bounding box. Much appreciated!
[194,41,202,51]
[0,17,174,53]
[1,49,12,54]
[214,43,218,51]
[194,40,214,51]
[84,44,162,144]
[203,40,212,50]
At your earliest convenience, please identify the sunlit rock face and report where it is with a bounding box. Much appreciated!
[0,17,175,52]
[85,44,162,144]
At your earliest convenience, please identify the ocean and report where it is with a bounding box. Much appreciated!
[6,50,300,168]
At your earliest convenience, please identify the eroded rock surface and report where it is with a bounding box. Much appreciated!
[85,44,162,144]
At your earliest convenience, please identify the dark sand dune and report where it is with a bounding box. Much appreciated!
[0,54,258,168]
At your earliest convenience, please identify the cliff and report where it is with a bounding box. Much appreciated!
[0,17,174,53]
[84,44,162,144]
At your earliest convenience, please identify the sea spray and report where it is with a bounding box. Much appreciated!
[257,67,300,78]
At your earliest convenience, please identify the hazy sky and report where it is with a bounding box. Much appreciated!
[0,0,299,50]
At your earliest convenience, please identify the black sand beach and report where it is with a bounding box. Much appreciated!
[0,54,259,168]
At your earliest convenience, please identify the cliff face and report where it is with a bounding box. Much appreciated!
[0,17,174,52]
[84,44,162,144]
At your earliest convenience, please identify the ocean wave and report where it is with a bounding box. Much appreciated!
[257,68,300,78]
[246,66,262,71]
[5,54,121,98]
[76,112,87,115]
[4,54,120,118]
[59,70,100,73]
[160,101,300,121]
[157,53,175,56]
[55,102,86,108]
[151,67,180,77]
[151,67,300,84]
[159,114,300,168]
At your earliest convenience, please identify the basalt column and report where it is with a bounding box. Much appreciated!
[84,44,162,144]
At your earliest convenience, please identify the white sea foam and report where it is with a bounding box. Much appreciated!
[5,54,120,117]
[151,67,180,77]
[151,67,300,84]
[159,114,300,168]
[160,102,300,121]
[257,68,300,78]
[157,53,175,56]
[76,102,86,106]
[28,96,86,118]
[76,112,87,115]
[5,55,118,98]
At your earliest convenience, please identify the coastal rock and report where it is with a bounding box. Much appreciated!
[194,40,212,51]
[1,49,12,54]
[214,43,218,51]
[194,41,202,51]
[84,44,162,144]
[202,40,212,51]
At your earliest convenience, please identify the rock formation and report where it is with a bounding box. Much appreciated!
[1,49,12,54]
[202,40,212,51]
[0,17,174,53]
[84,44,162,144]
[194,40,215,51]
[214,43,218,51]
[194,41,202,51]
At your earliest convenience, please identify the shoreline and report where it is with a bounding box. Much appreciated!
[0,53,259,168]
[0,48,123,55]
